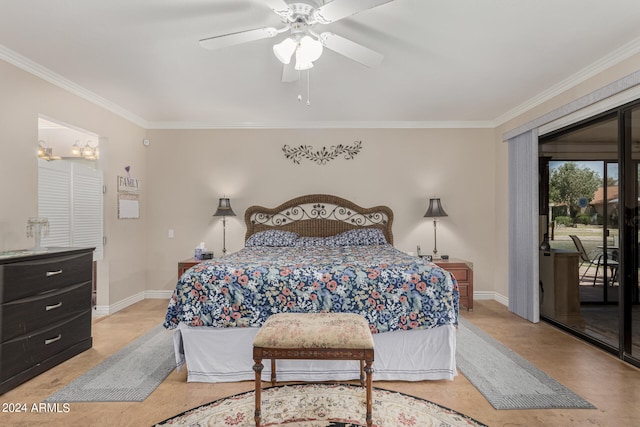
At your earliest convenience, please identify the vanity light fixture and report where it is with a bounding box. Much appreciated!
[37,140,60,161]
[37,140,50,159]
[69,140,99,160]
[71,140,81,156]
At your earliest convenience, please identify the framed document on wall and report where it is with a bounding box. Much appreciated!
[117,172,140,219]
[118,193,139,219]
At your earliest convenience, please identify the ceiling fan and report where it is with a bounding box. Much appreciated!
[199,0,396,82]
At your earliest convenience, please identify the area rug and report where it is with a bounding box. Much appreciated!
[456,318,595,410]
[45,324,174,402]
[154,383,487,427]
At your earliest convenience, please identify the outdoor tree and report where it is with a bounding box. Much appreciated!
[549,162,601,217]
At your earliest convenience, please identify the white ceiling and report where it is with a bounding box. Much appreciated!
[1,0,640,129]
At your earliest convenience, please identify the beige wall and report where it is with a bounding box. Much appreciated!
[3,48,639,312]
[145,128,496,295]
[0,59,148,308]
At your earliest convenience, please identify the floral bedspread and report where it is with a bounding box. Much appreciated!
[163,245,459,333]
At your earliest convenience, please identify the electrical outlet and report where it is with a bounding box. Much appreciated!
[168,229,174,238]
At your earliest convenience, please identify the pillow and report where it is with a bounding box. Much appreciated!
[246,230,299,247]
[293,236,338,247]
[334,228,388,246]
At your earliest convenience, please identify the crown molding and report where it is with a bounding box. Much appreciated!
[0,44,148,129]
[145,120,496,130]
[0,43,494,131]
[4,32,638,133]
[503,68,640,141]
[495,35,640,127]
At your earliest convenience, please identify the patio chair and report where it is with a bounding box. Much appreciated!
[569,235,618,286]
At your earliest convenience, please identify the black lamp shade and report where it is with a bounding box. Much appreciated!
[424,198,448,218]
[213,197,236,217]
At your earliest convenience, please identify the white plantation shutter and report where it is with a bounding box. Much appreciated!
[38,159,103,260]
[72,165,103,259]
[38,160,72,247]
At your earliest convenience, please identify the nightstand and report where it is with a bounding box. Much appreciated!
[178,258,203,278]
[432,258,474,311]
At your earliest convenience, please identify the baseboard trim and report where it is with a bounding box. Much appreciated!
[92,290,172,316]
[145,290,174,299]
[474,291,508,307]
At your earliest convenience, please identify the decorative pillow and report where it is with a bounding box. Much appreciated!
[334,228,388,246]
[293,236,338,247]
[246,230,299,247]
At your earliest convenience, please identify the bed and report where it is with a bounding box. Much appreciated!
[164,194,459,382]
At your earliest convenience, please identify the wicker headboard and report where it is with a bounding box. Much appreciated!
[244,194,394,245]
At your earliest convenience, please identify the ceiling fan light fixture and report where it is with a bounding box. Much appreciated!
[294,59,313,71]
[200,0,388,89]
[298,35,323,62]
[293,35,322,71]
[273,37,297,64]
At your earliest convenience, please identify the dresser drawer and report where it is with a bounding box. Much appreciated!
[1,281,91,343]
[458,283,469,297]
[0,252,92,303]
[447,268,469,282]
[0,310,91,381]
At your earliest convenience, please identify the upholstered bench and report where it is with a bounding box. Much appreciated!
[252,312,375,427]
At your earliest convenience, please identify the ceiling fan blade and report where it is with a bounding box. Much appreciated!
[261,0,292,19]
[314,0,396,24]
[319,32,384,67]
[199,27,278,50]
[282,62,299,82]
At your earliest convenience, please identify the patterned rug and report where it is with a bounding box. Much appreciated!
[456,318,595,410]
[154,383,487,427]
[45,324,174,402]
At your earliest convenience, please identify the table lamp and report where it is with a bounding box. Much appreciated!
[213,197,236,255]
[424,198,448,258]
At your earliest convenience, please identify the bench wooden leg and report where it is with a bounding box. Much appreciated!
[253,355,263,427]
[271,359,277,386]
[364,353,374,427]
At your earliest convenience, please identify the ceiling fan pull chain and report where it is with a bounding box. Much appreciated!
[297,71,303,102]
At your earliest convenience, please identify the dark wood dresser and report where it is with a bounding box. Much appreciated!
[0,247,94,395]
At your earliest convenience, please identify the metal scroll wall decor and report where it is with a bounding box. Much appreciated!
[250,202,388,229]
[282,140,362,165]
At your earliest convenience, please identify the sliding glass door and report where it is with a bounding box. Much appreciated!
[627,106,640,360]
[539,103,640,367]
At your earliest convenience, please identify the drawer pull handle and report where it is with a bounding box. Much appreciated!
[45,335,62,345]
[46,302,63,311]
[46,269,63,277]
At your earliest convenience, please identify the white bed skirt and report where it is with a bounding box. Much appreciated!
[172,324,457,383]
